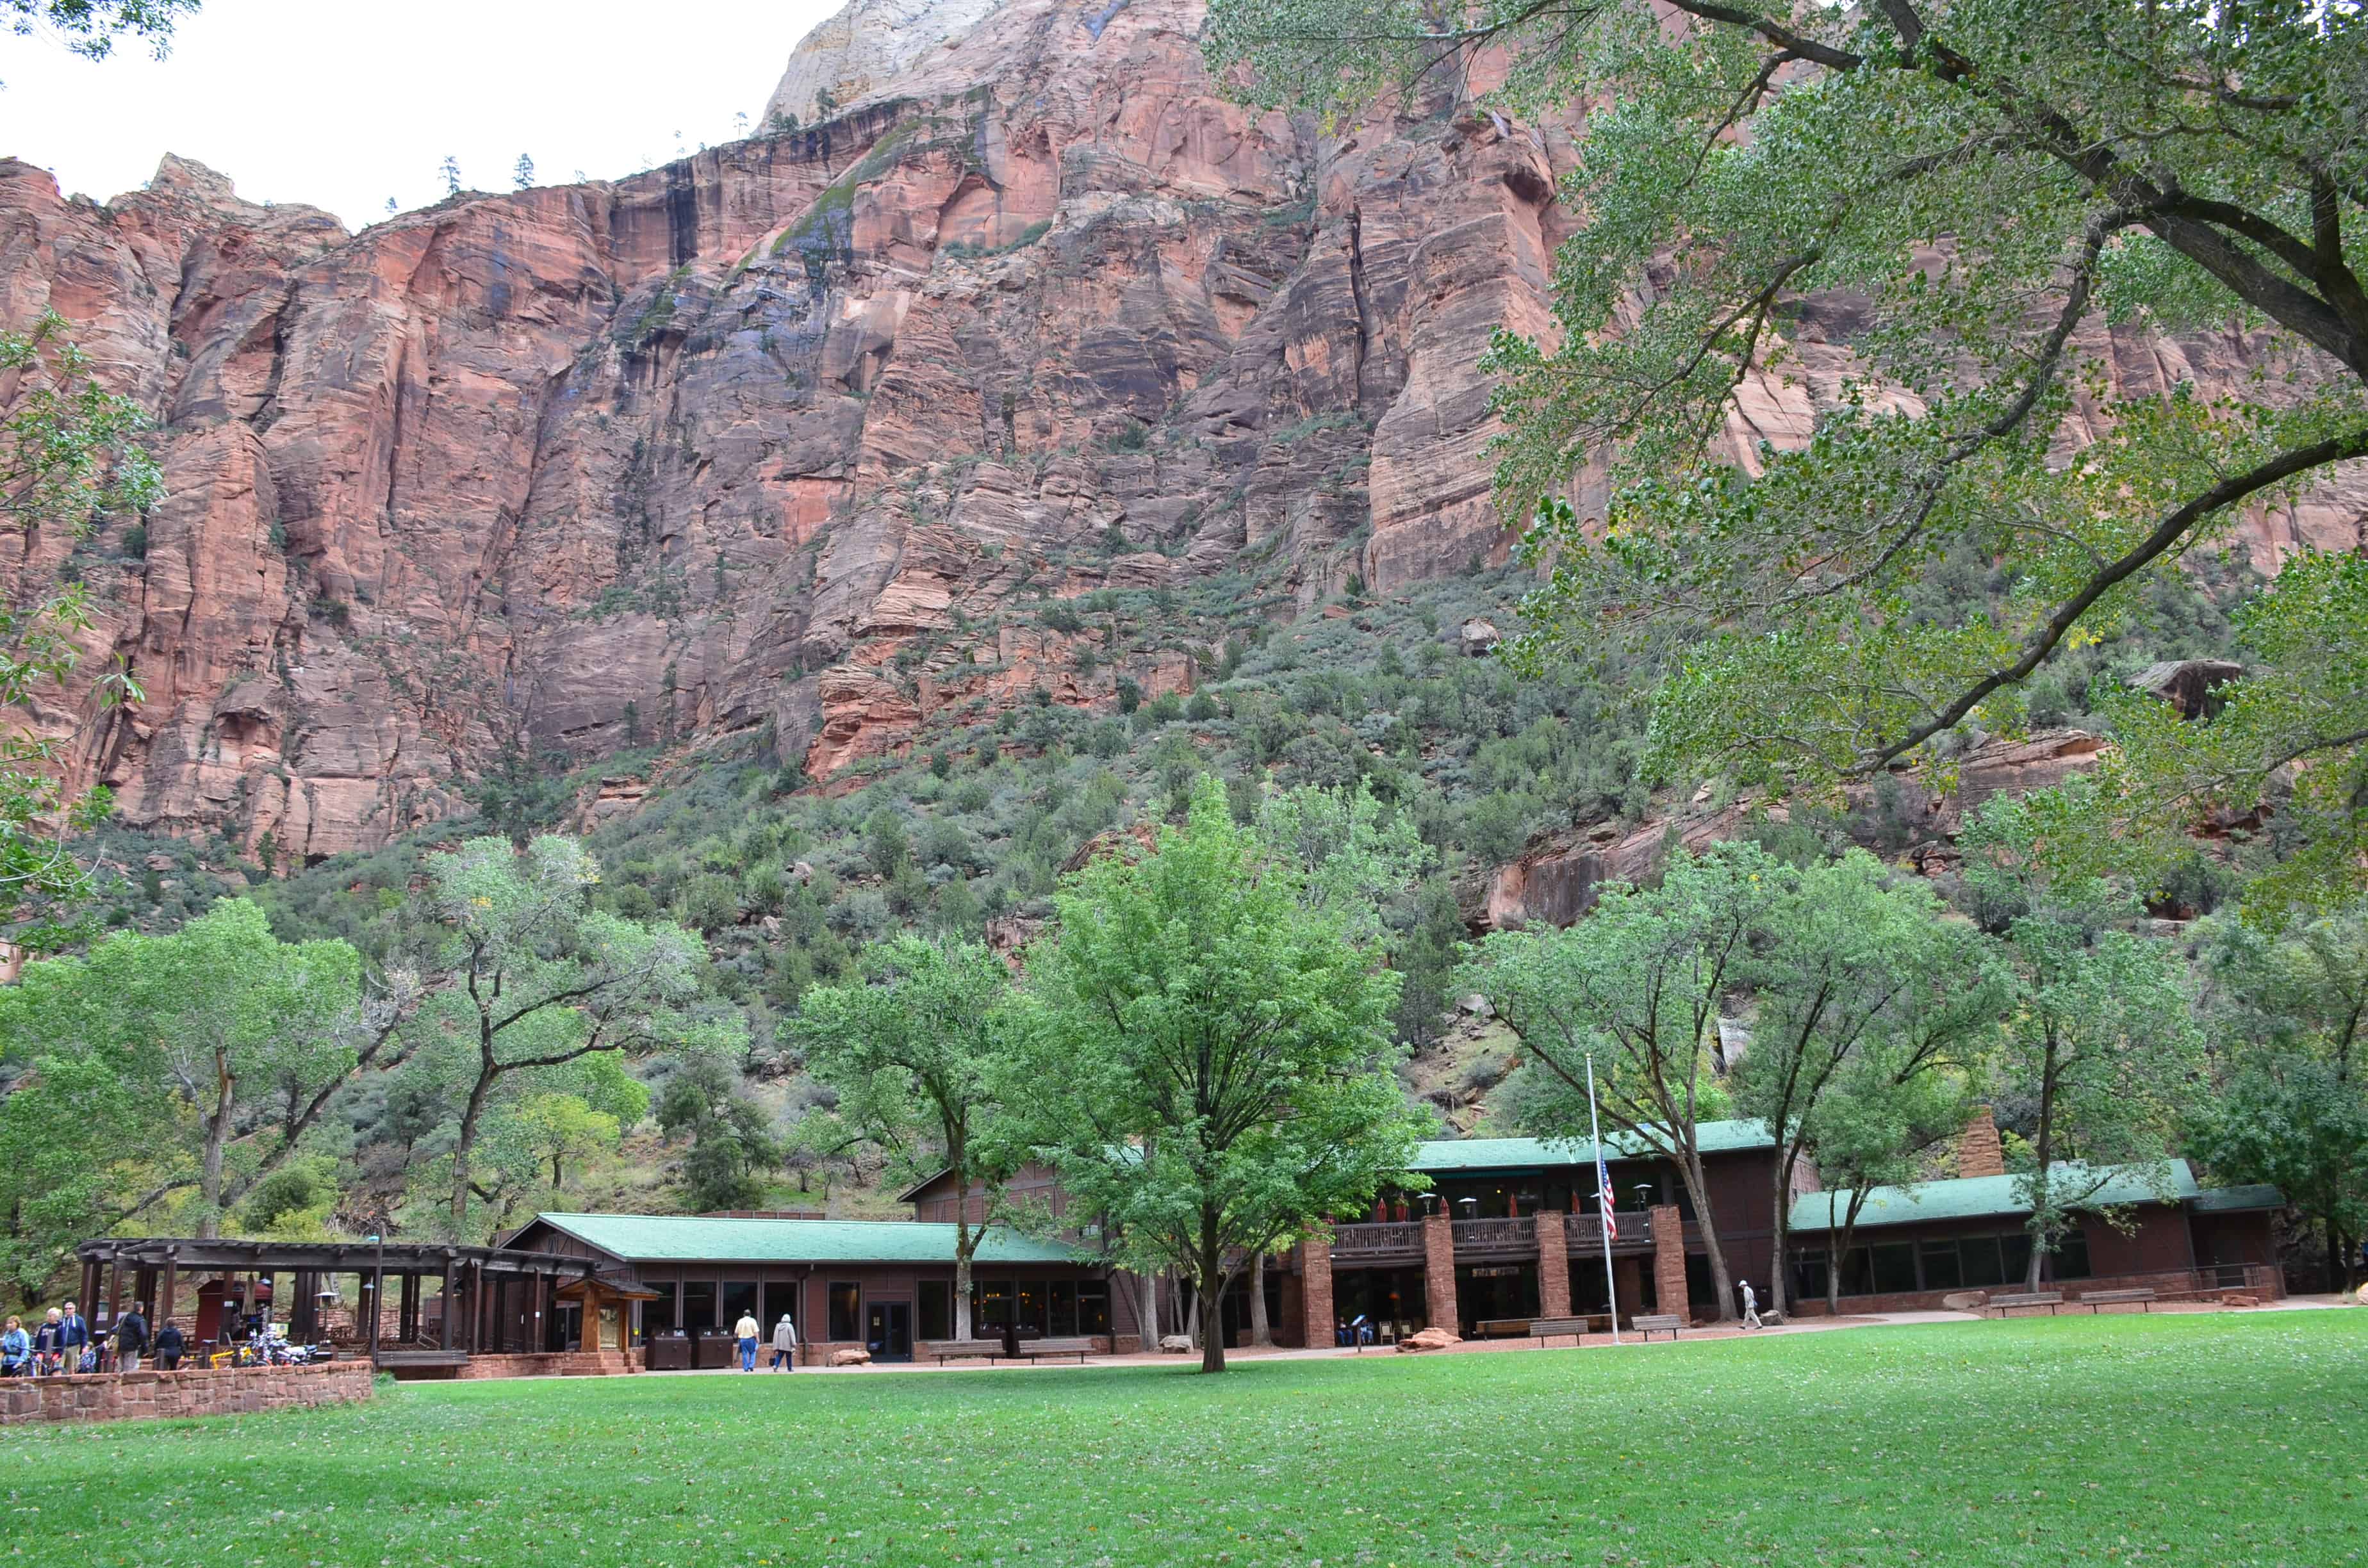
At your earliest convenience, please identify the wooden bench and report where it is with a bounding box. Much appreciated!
[2079,1287,2157,1314]
[1631,1314,1685,1341]
[1987,1291,2065,1317]
[1527,1316,1594,1346]
[1474,1318,1534,1339]
[929,1339,1006,1364]
[1014,1337,1096,1363]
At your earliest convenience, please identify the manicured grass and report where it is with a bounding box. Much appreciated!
[4,1313,2362,1567]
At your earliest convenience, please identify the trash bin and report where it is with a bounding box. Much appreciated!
[695,1329,739,1369]
[646,1332,692,1371]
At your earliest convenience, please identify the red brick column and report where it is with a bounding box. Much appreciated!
[1535,1214,1571,1318]
[1422,1210,1459,1333]
[1650,1204,1690,1321]
[1299,1237,1334,1350]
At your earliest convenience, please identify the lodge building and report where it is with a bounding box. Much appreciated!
[74,1112,2285,1375]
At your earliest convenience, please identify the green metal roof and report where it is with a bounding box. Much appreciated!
[2188,1183,2285,1214]
[1788,1161,2207,1232]
[531,1213,1085,1265]
[1411,1120,1775,1174]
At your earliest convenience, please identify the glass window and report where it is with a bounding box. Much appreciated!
[2002,1232,2034,1286]
[1871,1243,1918,1294]
[1959,1235,2005,1287]
[1049,1280,1078,1336]
[973,1279,1014,1328]
[827,1282,860,1342]
[1791,1250,1827,1302]
[1077,1279,1110,1335]
[762,1282,800,1337]
[1920,1240,1964,1291]
[2053,1227,2092,1280]
[1016,1278,1047,1335]
[721,1281,758,1327]
[681,1280,717,1334]
[644,1284,678,1335]
[917,1281,951,1341]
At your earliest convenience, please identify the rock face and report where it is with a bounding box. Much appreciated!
[3,0,2360,862]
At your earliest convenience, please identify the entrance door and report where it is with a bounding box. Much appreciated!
[867,1302,912,1362]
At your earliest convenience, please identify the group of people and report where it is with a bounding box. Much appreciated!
[1,1300,184,1376]
[733,1312,799,1370]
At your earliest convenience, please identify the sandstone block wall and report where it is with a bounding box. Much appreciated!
[0,1360,374,1426]
[1423,1212,1459,1331]
[1650,1205,1691,1320]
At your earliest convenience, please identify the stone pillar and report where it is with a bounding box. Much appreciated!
[1422,1209,1459,1333]
[1299,1238,1334,1350]
[1650,1204,1690,1322]
[1534,1213,1571,1318]
[1954,1107,2006,1179]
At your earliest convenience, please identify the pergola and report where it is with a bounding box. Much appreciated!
[73,1236,621,1369]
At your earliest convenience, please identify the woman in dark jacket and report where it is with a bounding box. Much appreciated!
[153,1320,185,1372]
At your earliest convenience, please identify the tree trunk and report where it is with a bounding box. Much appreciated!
[2027,1042,2059,1291]
[1137,1271,1160,1346]
[1768,1145,1798,1318]
[450,1067,497,1237]
[197,1046,235,1240]
[954,1235,974,1341]
[1197,1205,1226,1373]
[1675,1149,1736,1320]
[1248,1250,1272,1347]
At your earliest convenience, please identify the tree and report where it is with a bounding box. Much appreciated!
[407,835,742,1237]
[1731,853,2003,1313]
[512,153,535,191]
[793,934,1019,1341]
[1208,1,2368,815]
[1467,840,1784,1320]
[2187,903,2368,1289]
[1795,1042,1979,1312]
[0,311,160,927]
[1014,778,1426,1372]
[655,1056,777,1212]
[1253,780,1434,945]
[1964,798,2203,1287]
[2,0,195,79]
[439,154,461,197]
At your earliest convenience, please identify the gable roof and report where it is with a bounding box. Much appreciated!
[2187,1183,2285,1214]
[1788,1161,2208,1232]
[1411,1119,1777,1175]
[527,1213,1085,1265]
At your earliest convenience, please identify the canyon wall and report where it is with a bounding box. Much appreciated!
[1,0,2358,862]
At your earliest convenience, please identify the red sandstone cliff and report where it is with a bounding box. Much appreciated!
[2,0,2359,862]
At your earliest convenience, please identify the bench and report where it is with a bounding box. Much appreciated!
[1631,1314,1685,1341]
[1474,1318,1534,1339]
[1987,1291,2065,1317]
[1014,1337,1096,1363]
[2079,1287,2157,1314]
[930,1340,1006,1364]
[1527,1316,1594,1346]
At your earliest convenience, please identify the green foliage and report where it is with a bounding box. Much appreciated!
[1010,778,1426,1371]
[655,1056,777,1213]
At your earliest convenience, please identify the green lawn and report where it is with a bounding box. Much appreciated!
[3,1313,2362,1567]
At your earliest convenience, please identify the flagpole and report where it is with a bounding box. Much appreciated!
[1586,1053,1620,1346]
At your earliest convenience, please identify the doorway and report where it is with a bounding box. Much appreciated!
[866,1302,912,1362]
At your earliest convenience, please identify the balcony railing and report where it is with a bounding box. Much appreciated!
[1329,1221,1425,1263]
[1565,1210,1656,1251]
[1450,1217,1538,1258]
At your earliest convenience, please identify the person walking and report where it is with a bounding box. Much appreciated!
[58,1300,89,1370]
[153,1318,186,1373]
[113,1302,150,1375]
[1739,1280,1763,1331]
[734,1310,761,1371]
[769,1312,796,1371]
[31,1309,62,1375]
[1,1316,28,1377]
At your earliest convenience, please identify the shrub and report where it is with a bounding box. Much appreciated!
[677,872,743,933]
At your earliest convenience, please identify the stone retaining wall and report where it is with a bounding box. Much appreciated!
[0,1360,374,1426]
[453,1350,642,1378]
[1784,1264,2283,1317]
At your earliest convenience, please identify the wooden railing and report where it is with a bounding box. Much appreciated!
[1565,1211,1656,1251]
[1329,1221,1425,1262]
[1450,1217,1537,1258]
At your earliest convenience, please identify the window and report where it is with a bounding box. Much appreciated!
[973,1279,1014,1328]
[2002,1232,2034,1285]
[1959,1235,2006,1287]
[1870,1243,1918,1294]
[645,1284,678,1335]
[681,1280,717,1334]
[827,1282,860,1342]
[2052,1227,2092,1280]
[917,1281,951,1341]
[1049,1280,1078,1337]
[1076,1279,1110,1335]
[1790,1250,1827,1303]
[1016,1279,1047,1335]
[762,1282,800,1337]
[1919,1240,1963,1291]
[721,1281,758,1328]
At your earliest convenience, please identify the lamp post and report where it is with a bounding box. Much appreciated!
[366,1235,386,1373]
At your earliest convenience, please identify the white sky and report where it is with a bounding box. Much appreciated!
[0,0,844,231]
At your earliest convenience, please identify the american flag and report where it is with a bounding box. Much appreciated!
[1597,1156,1620,1242]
